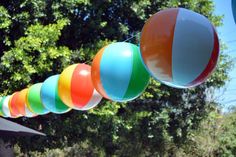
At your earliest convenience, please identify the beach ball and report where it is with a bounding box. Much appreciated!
[140,8,219,88]
[0,97,5,117]
[13,88,36,118]
[91,42,150,102]
[27,83,50,115]
[58,64,102,110]
[232,0,236,23]
[41,75,71,113]
[1,96,11,117]
[8,92,22,118]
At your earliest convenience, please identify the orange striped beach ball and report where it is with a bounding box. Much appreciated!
[13,88,36,117]
[140,8,219,88]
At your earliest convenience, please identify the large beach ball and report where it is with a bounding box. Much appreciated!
[13,88,36,117]
[232,0,236,23]
[27,83,50,115]
[58,64,102,110]
[1,96,11,117]
[140,8,219,88]
[41,75,71,113]
[8,92,22,118]
[91,42,150,102]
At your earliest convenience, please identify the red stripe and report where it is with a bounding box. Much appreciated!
[71,64,94,108]
[188,27,219,86]
[10,92,20,117]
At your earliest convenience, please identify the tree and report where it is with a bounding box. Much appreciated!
[0,0,231,156]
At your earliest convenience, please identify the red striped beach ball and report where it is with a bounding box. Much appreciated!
[8,92,22,118]
[58,64,102,110]
[14,88,37,117]
[140,8,219,88]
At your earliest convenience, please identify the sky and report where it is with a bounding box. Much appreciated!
[213,0,236,110]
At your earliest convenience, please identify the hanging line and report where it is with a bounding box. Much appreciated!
[225,39,236,43]
[123,32,141,42]
[222,99,236,104]
[82,32,141,64]
[220,30,236,37]
[222,49,236,54]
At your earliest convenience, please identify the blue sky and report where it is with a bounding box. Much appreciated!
[214,0,236,109]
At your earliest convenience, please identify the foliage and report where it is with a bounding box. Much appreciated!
[0,0,232,156]
[14,109,236,157]
[14,141,105,157]
[0,19,71,94]
[217,111,236,156]
[173,108,236,157]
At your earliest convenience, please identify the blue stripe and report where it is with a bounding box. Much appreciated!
[41,75,58,112]
[100,42,133,101]
[172,8,214,87]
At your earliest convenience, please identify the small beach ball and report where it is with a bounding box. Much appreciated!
[1,96,11,117]
[0,97,3,116]
[0,97,5,117]
[27,83,50,115]
[91,42,150,102]
[41,75,71,114]
[8,92,22,118]
[140,8,219,88]
[58,64,102,110]
[14,88,36,117]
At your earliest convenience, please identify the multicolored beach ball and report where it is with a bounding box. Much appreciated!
[41,75,71,114]
[0,97,5,117]
[13,88,36,117]
[8,92,22,118]
[140,8,219,88]
[91,42,150,102]
[27,83,50,115]
[1,96,11,117]
[58,64,102,110]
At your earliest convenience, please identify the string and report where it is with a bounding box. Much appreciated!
[122,32,140,42]
[225,39,236,43]
[221,99,236,104]
[220,30,236,37]
[82,32,141,65]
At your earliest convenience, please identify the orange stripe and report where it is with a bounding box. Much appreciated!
[71,64,94,108]
[17,88,28,115]
[140,8,179,81]
[91,46,109,99]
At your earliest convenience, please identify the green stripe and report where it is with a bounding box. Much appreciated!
[28,83,49,115]
[55,83,70,113]
[0,96,6,116]
[123,44,150,100]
